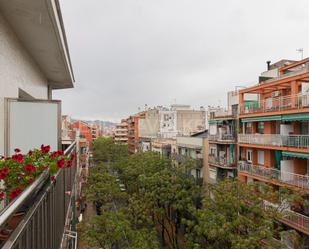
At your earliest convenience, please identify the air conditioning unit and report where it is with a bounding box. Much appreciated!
[272,91,280,97]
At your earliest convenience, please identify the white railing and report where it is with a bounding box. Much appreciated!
[238,162,309,189]
[263,200,309,234]
[209,155,235,168]
[281,210,309,233]
[209,134,235,142]
[240,93,309,114]
[239,134,309,149]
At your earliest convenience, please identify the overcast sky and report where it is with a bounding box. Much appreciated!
[53,0,309,123]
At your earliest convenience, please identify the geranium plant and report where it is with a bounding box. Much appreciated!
[0,145,74,201]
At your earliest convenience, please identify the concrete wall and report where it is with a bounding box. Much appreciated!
[138,109,160,137]
[0,13,49,155]
[176,110,206,136]
[176,136,203,148]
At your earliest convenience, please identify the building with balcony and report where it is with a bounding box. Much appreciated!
[0,0,79,248]
[238,59,309,240]
[173,131,208,184]
[114,120,128,145]
[127,112,145,154]
[151,138,175,158]
[207,91,239,183]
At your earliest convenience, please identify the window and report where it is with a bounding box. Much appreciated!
[246,149,253,163]
[257,122,264,134]
[257,150,264,165]
[245,123,253,134]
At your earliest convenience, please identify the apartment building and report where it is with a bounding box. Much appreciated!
[151,138,176,158]
[0,1,79,248]
[238,58,309,242]
[174,131,208,185]
[208,91,239,183]
[127,112,145,154]
[114,120,128,145]
[138,105,206,139]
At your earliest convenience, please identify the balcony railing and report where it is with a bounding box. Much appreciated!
[281,210,309,235]
[0,141,78,249]
[209,134,235,142]
[263,200,309,235]
[209,155,235,168]
[238,162,309,189]
[240,94,309,115]
[239,134,309,149]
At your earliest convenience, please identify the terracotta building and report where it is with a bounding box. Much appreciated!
[127,112,145,154]
[238,58,309,241]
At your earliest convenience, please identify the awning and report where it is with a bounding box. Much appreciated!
[241,115,281,123]
[282,151,309,159]
[209,120,223,125]
[282,113,309,121]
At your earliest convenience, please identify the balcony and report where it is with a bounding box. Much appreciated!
[209,155,236,169]
[208,134,235,143]
[239,134,309,149]
[240,94,309,115]
[263,200,309,235]
[0,141,78,249]
[238,162,309,190]
[281,210,309,235]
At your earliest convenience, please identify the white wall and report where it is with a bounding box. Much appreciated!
[0,13,48,155]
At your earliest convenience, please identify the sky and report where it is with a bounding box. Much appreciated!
[53,0,309,123]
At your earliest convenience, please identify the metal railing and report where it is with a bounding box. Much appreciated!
[209,134,235,142]
[239,134,309,149]
[238,162,309,189]
[0,141,78,249]
[263,200,309,235]
[240,93,309,115]
[209,155,235,168]
[281,210,309,234]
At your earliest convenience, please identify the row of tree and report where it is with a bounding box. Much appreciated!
[79,137,305,249]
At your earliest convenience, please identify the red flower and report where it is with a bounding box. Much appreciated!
[57,159,65,169]
[14,148,21,153]
[41,144,50,154]
[12,154,24,163]
[28,178,34,184]
[50,151,64,159]
[0,168,9,180]
[24,164,36,174]
[9,188,22,200]
[28,150,33,156]
[51,176,56,183]
[0,192,4,200]
[66,160,73,168]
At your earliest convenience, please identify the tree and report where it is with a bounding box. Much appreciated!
[92,137,128,163]
[184,180,286,249]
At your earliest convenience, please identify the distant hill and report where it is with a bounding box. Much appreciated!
[83,120,116,128]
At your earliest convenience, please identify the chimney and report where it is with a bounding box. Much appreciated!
[267,61,271,70]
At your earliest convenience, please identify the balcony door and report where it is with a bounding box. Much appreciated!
[5,98,61,156]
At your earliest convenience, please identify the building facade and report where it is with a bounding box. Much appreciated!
[114,120,128,145]
[127,112,145,154]
[238,58,309,243]
[174,131,208,184]
[207,92,239,183]
[138,105,206,140]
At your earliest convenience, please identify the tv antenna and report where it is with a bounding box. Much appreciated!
[296,48,304,60]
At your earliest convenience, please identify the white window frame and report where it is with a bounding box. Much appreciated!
[246,149,253,163]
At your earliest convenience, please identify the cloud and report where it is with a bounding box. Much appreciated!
[54,0,309,122]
